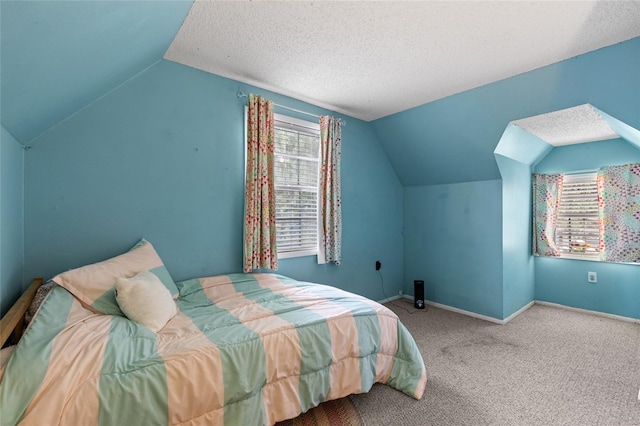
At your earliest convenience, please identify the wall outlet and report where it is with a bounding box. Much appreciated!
[399,290,403,296]
[587,271,597,283]
[375,260,381,270]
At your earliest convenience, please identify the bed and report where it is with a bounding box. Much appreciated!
[0,240,427,425]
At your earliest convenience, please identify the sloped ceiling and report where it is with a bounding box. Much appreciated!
[166,0,640,122]
[369,35,640,186]
[513,105,619,147]
[3,1,640,146]
[495,104,640,167]
[0,0,193,144]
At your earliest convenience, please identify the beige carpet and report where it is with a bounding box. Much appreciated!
[350,300,640,426]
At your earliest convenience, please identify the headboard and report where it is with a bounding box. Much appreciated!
[0,278,44,348]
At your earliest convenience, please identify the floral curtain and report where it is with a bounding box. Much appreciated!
[318,116,342,265]
[597,163,640,263]
[532,173,564,256]
[243,94,278,272]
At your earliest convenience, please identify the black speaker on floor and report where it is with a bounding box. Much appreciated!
[414,280,425,309]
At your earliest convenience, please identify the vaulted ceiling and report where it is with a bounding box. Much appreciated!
[2,1,639,148]
[513,104,619,147]
[1,1,193,144]
[165,0,640,122]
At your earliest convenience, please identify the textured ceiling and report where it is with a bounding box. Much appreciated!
[513,104,619,147]
[3,1,638,148]
[166,0,640,122]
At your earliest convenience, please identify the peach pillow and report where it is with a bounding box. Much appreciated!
[52,239,178,316]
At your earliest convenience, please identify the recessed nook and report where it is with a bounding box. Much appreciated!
[494,104,640,319]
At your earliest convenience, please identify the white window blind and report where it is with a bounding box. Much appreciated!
[274,113,320,258]
[556,172,599,258]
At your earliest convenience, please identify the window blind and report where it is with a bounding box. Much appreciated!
[556,172,599,257]
[274,114,320,256]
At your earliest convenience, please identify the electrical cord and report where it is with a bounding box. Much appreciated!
[377,270,425,315]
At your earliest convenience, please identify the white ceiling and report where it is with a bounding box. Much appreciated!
[165,0,640,122]
[513,104,619,147]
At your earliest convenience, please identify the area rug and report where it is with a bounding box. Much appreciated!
[275,397,363,426]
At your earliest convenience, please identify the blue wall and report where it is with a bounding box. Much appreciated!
[1,126,24,315]
[1,0,193,144]
[534,138,640,174]
[535,258,640,319]
[8,30,639,321]
[533,138,640,319]
[495,156,535,319]
[373,38,640,321]
[372,37,640,186]
[22,60,404,301]
[494,124,553,319]
[404,180,503,318]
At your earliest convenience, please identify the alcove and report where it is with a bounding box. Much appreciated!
[494,104,640,319]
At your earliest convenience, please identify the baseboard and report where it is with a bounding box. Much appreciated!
[393,296,639,325]
[424,300,508,324]
[534,301,640,324]
[398,295,533,325]
[399,295,503,324]
[503,301,536,324]
[376,294,403,304]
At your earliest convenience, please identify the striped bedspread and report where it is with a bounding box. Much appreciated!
[0,273,426,425]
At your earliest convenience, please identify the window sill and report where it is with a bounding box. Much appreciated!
[278,249,317,260]
[558,253,601,262]
[535,254,639,266]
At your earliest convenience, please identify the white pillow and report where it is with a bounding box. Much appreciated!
[115,271,177,332]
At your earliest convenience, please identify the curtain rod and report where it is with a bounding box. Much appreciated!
[236,90,346,126]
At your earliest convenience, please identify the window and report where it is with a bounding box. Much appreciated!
[555,172,599,259]
[273,114,320,258]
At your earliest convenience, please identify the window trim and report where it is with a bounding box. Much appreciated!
[273,113,320,260]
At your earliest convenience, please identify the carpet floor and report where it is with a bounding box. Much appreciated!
[350,300,640,426]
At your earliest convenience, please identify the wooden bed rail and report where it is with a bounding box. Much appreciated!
[0,278,44,348]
